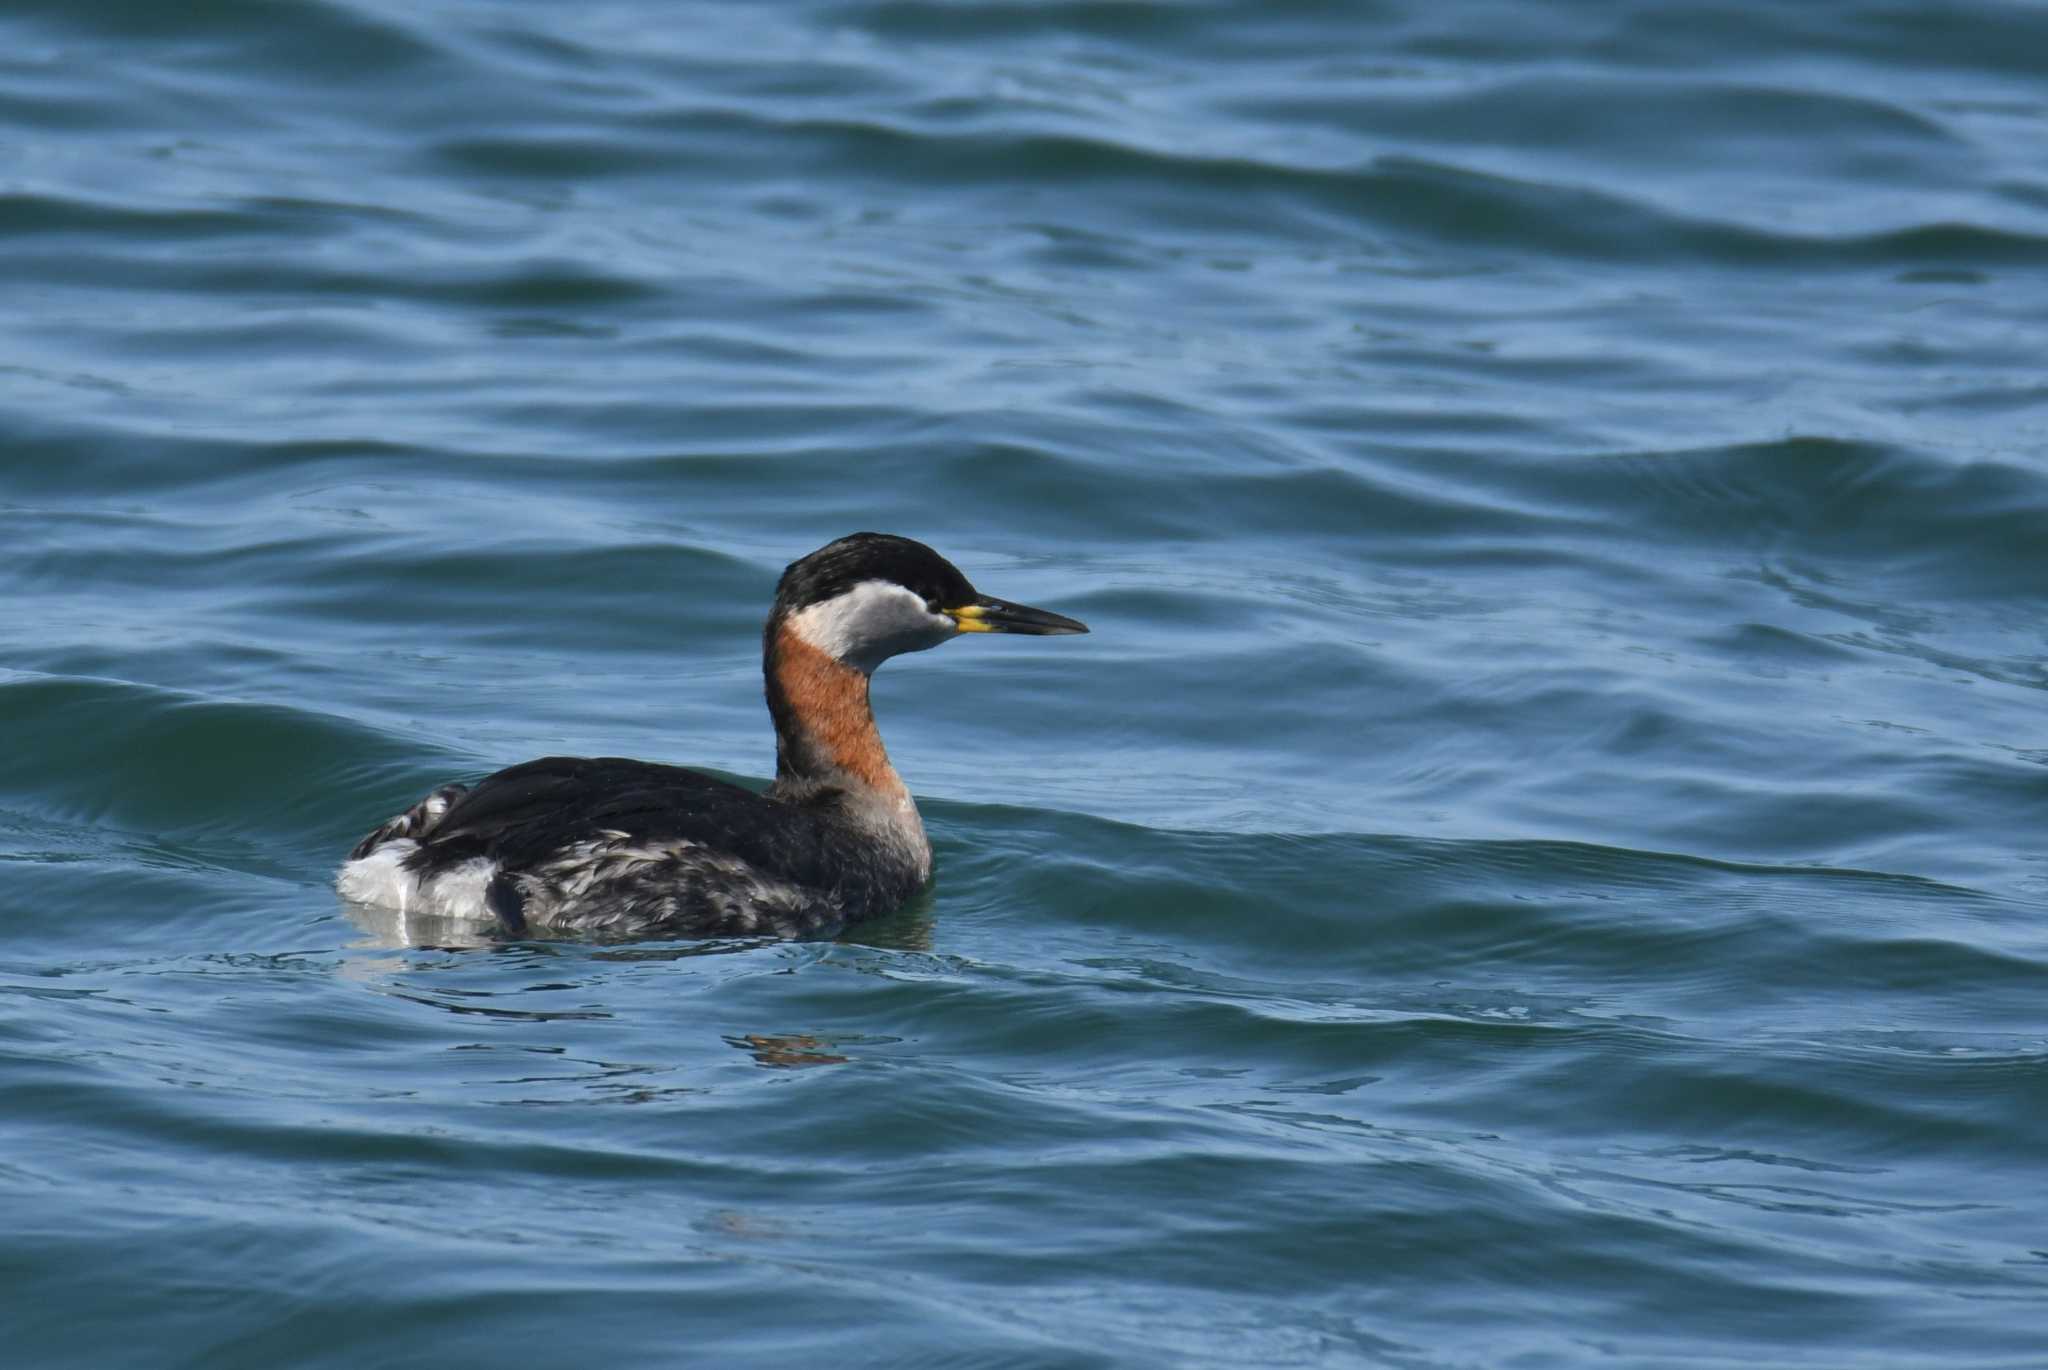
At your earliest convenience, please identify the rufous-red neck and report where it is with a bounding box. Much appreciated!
[764,622,908,801]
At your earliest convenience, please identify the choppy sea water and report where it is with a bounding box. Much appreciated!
[4,2,2047,1365]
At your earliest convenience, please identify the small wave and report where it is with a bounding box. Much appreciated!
[9,0,448,74]
[0,671,438,872]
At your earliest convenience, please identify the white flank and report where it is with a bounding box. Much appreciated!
[337,840,499,922]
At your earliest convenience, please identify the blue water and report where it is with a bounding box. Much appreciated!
[4,2,2047,1365]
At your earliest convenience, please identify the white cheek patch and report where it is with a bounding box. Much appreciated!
[787,580,958,672]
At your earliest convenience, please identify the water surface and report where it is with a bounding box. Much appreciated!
[3,2,2047,1365]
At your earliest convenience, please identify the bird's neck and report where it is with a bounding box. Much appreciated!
[764,623,923,848]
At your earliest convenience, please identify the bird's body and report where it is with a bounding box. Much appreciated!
[337,534,1086,940]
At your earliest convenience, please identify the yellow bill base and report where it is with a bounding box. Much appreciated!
[947,604,997,632]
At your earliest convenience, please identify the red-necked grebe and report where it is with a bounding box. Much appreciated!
[337,533,1089,938]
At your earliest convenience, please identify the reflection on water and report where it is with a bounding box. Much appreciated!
[726,1032,850,1068]
[341,898,507,951]
[340,887,938,953]
[339,900,860,1075]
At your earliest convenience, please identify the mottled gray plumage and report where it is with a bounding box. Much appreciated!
[353,756,917,938]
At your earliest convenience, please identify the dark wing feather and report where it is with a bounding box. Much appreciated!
[410,756,840,889]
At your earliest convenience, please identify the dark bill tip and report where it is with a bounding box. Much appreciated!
[955,597,1090,636]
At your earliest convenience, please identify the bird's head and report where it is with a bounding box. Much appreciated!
[771,532,1088,675]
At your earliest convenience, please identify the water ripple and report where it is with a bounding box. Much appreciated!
[5,0,2048,1364]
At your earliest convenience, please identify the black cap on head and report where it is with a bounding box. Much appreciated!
[774,533,977,616]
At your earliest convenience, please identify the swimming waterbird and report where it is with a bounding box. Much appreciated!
[337,533,1088,939]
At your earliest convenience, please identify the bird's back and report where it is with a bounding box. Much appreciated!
[341,756,923,939]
